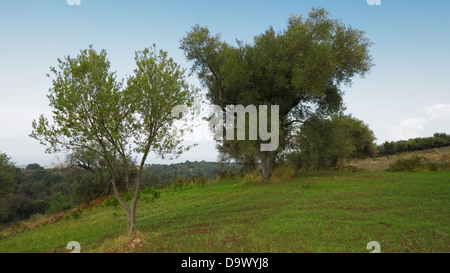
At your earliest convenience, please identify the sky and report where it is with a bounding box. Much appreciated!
[0,0,449,166]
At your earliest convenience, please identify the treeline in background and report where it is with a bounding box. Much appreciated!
[377,133,450,155]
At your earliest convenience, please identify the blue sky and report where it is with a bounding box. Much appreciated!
[0,0,449,165]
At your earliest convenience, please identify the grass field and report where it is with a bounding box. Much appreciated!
[0,171,449,253]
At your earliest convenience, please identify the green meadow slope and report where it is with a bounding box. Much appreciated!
[0,171,449,253]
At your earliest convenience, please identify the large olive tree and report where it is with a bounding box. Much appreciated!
[181,8,373,179]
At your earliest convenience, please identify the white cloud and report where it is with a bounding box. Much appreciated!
[387,104,450,141]
[423,104,450,120]
[387,117,428,141]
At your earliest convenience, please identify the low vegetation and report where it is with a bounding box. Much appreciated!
[0,161,237,226]
[1,171,448,253]
[347,146,450,172]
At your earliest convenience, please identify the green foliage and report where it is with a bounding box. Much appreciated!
[14,168,65,199]
[26,164,44,170]
[0,194,48,224]
[0,165,75,225]
[378,133,450,155]
[70,210,81,221]
[103,195,120,208]
[285,151,304,170]
[30,45,196,195]
[71,170,111,204]
[141,171,162,188]
[30,45,198,236]
[46,193,74,214]
[143,160,238,186]
[294,114,376,169]
[217,141,259,172]
[181,7,374,178]
[0,160,236,225]
[164,175,209,193]
[139,187,161,202]
[0,152,16,196]
[102,187,161,208]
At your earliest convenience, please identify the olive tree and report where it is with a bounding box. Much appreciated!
[181,8,373,179]
[31,45,197,237]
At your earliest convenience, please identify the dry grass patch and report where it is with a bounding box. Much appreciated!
[98,231,148,253]
[243,170,263,185]
[347,146,450,171]
[271,165,296,182]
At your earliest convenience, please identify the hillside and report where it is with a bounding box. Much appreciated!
[347,146,450,172]
[0,171,449,253]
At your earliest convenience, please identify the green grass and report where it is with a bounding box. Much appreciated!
[0,171,449,253]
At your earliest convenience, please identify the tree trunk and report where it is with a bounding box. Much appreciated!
[125,206,136,238]
[110,176,137,239]
[260,151,276,180]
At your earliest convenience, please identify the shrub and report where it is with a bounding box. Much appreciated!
[387,156,450,172]
[103,195,119,208]
[388,157,425,172]
[217,170,239,181]
[139,187,160,202]
[271,165,296,181]
[72,171,111,204]
[286,151,303,169]
[46,193,74,214]
[185,175,208,187]
[71,210,81,221]
[243,170,263,185]
[169,177,189,192]
[0,194,48,224]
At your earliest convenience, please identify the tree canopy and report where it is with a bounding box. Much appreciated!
[294,114,377,169]
[180,7,374,179]
[30,45,197,237]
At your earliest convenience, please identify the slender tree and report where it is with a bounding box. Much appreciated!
[31,45,197,237]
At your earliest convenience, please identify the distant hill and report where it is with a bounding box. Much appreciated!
[142,161,239,185]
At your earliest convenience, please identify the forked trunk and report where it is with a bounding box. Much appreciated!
[111,176,138,238]
[125,206,136,238]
